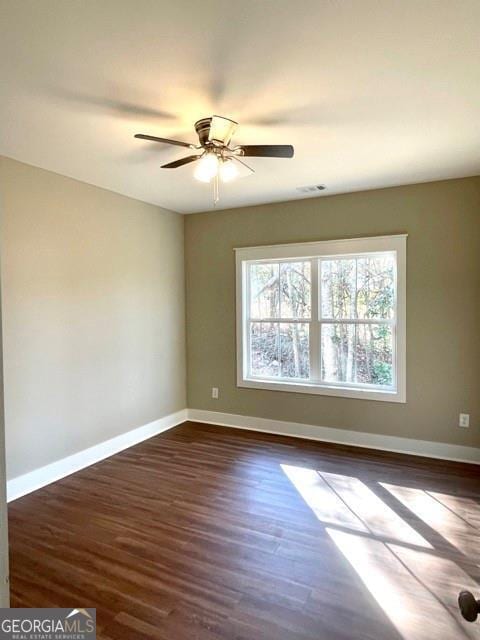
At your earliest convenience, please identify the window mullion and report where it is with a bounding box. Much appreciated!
[310,258,320,381]
[353,323,358,383]
[277,263,281,376]
[276,322,281,377]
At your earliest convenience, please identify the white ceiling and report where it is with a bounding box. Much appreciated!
[1,0,480,214]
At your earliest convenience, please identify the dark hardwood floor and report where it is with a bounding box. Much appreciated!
[8,421,480,639]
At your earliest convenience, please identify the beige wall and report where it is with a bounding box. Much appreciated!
[185,177,480,447]
[1,158,479,483]
[0,157,186,480]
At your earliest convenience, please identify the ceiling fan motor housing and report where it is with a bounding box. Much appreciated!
[195,118,212,146]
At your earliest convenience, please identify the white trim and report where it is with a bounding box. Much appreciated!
[234,234,408,258]
[7,409,188,502]
[187,409,480,465]
[7,407,479,503]
[237,378,402,402]
[236,235,407,403]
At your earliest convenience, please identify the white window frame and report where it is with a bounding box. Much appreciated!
[235,234,406,403]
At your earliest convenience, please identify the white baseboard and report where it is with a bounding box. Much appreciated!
[7,406,479,502]
[187,408,480,465]
[7,409,188,502]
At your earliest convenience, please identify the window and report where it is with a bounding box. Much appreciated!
[236,235,406,402]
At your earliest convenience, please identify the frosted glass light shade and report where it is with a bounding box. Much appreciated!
[194,153,219,182]
[219,159,239,183]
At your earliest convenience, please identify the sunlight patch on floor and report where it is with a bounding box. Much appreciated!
[281,464,368,532]
[381,483,479,563]
[281,465,430,547]
[427,491,480,530]
[321,471,429,547]
[327,528,478,640]
[282,465,480,640]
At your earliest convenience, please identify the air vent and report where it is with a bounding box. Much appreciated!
[296,185,326,193]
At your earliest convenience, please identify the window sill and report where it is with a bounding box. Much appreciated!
[238,377,406,403]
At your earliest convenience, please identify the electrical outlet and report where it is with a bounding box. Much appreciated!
[459,413,470,428]
[211,387,219,399]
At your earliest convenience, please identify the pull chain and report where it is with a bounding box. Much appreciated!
[213,173,220,206]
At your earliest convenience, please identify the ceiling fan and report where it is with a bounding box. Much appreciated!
[135,115,294,200]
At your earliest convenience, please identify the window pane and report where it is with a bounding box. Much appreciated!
[280,262,311,318]
[280,323,309,379]
[250,263,279,319]
[356,255,395,319]
[250,322,279,377]
[321,323,355,383]
[356,324,393,386]
[321,259,356,319]
[321,323,394,387]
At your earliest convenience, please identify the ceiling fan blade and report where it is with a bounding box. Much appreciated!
[208,115,238,145]
[135,134,196,149]
[237,144,294,158]
[161,155,200,169]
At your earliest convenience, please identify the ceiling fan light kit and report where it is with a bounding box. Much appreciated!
[193,153,218,183]
[219,158,238,183]
[135,115,294,203]
[194,155,239,184]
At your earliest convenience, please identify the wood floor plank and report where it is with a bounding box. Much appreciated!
[8,421,480,639]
